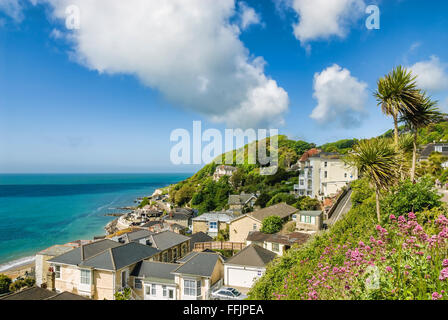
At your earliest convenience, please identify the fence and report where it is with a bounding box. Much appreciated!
[194,241,246,252]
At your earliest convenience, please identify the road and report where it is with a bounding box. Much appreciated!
[325,189,353,226]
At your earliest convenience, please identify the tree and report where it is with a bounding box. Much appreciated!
[345,139,401,223]
[295,197,321,211]
[400,92,445,181]
[230,167,245,188]
[254,193,271,208]
[261,216,283,234]
[0,274,12,294]
[374,66,421,149]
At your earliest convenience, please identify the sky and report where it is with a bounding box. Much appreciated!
[0,0,447,173]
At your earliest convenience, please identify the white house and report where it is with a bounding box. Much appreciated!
[224,244,277,289]
[130,261,178,300]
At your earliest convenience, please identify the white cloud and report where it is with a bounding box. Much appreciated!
[238,2,261,30]
[0,0,24,22]
[32,0,288,129]
[409,56,448,93]
[310,64,368,128]
[285,0,366,44]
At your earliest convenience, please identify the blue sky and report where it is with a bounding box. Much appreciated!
[0,0,447,173]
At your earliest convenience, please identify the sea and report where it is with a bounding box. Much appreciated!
[0,173,191,271]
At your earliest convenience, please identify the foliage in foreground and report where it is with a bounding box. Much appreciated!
[0,274,12,294]
[261,216,284,234]
[248,179,447,300]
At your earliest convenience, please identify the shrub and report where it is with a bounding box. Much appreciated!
[266,193,297,207]
[0,274,12,294]
[114,288,132,300]
[254,193,271,208]
[382,176,442,217]
[261,216,283,234]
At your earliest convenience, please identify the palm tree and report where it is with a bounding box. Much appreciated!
[345,139,401,223]
[399,92,445,181]
[374,66,421,149]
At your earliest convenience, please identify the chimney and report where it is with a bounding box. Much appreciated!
[46,271,55,291]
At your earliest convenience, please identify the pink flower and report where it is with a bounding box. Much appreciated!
[427,256,432,261]
[443,259,448,268]
[389,214,396,220]
[385,266,392,273]
[439,268,448,281]
[432,292,443,300]
[408,212,416,220]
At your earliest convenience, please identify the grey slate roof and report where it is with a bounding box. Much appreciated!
[48,239,121,265]
[131,261,178,284]
[420,143,448,158]
[149,230,190,251]
[173,252,221,277]
[0,286,56,300]
[189,232,213,251]
[44,292,89,300]
[246,231,311,246]
[228,193,256,205]
[125,229,153,242]
[247,203,298,222]
[80,242,160,271]
[225,244,277,268]
[193,212,235,223]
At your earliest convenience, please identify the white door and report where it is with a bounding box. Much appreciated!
[227,267,261,288]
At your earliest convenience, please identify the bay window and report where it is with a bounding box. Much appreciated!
[80,269,91,285]
[184,279,201,297]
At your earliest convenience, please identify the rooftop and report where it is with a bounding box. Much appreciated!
[131,261,178,284]
[149,230,190,251]
[247,203,298,222]
[193,211,235,223]
[173,252,222,277]
[225,244,277,268]
[246,231,311,246]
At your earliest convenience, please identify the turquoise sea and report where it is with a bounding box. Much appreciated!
[0,173,191,270]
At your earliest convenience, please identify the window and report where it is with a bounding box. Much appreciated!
[182,243,187,256]
[80,269,91,285]
[344,173,347,178]
[135,278,142,289]
[163,285,167,297]
[174,248,178,259]
[151,284,156,296]
[300,179,304,186]
[209,221,218,230]
[162,252,168,262]
[253,224,257,230]
[146,286,151,295]
[324,162,327,168]
[272,243,279,252]
[54,265,61,279]
[435,146,443,152]
[324,171,328,178]
[184,279,201,297]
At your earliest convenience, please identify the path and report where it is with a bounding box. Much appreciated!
[325,189,353,226]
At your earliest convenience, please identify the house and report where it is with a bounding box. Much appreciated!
[164,211,192,229]
[229,203,298,243]
[130,261,179,300]
[47,239,160,300]
[295,150,357,199]
[35,243,80,288]
[296,210,324,232]
[419,143,448,168]
[223,244,277,289]
[192,211,235,237]
[0,286,89,300]
[172,251,224,300]
[189,231,213,251]
[245,231,311,256]
[113,230,191,263]
[213,165,237,181]
[228,192,258,214]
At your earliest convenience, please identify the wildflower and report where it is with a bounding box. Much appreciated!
[408,212,416,220]
[385,266,392,273]
[439,268,448,281]
[443,259,448,268]
[432,292,443,300]
[389,214,396,220]
[427,256,432,261]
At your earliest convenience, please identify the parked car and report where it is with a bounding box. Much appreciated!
[211,287,247,300]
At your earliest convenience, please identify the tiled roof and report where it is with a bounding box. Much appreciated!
[247,203,298,222]
[225,244,276,268]
[149,230,190,251]
[419,143,448,158]
[246,231,311,246]
[173,252,222,277]
[193,212,235,223]
[131,261,178,284]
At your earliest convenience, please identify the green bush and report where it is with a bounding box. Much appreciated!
[261,216,283,234]
[0,274,12,294]
[266,193,297,207]
[382,176,442,217]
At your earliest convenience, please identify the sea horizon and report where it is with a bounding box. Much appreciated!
[0,173,192,271]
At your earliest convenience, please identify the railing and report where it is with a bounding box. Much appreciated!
[194,241,246,252]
